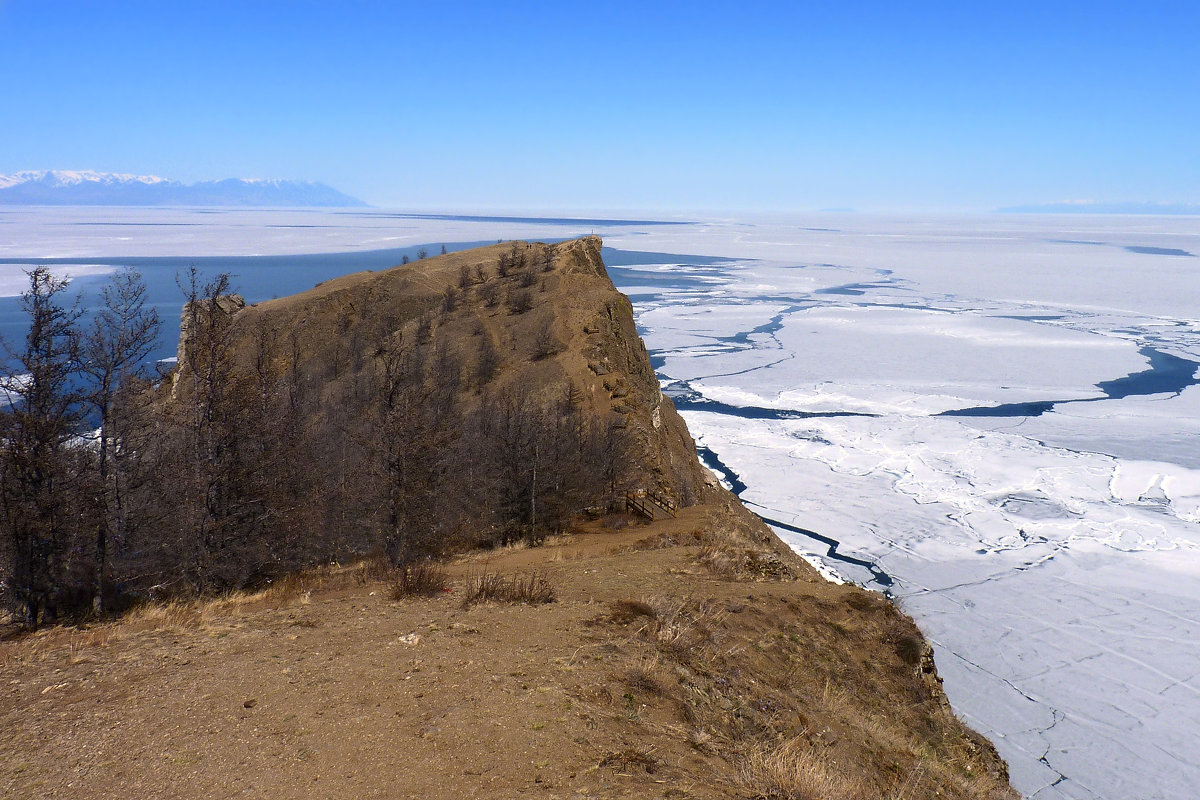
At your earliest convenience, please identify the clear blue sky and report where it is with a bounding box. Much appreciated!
[1,0,1197,212]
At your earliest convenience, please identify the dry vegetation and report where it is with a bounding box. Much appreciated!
[1,237,707,629]
[0,238,1016,799]
[0,504,1016,799]
[390,561,451,599]
[460,569,557,607]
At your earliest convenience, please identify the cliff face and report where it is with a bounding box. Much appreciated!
[174,235,708,500]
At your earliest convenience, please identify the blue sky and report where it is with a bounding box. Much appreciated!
[1,1,1197,211]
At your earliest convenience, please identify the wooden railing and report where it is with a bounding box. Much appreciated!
[647,489,677,517]
[625,489,678,520]
[625,492,654,519]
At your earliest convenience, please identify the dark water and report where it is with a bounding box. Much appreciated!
[1045,238,1195,257]
[1124,246,1194,257]
[714,305,805,346]
[332,212,689,227]
[598,247,734,267]
[695,446,893,588]
[941,346,1200,418]
[0,241,502,360]
[672,392,877,421]
[940,400,1060,418]
[0,243,732,367]
[816,282,889,296]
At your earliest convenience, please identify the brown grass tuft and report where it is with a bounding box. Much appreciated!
[621,657,670,697]
[599,747,659,775]
[738,735,869,800]
[639,596,726,658]
[608,598,657,625]
[697,544,793,581]
[390,562,450,599]
[461,571,556,608]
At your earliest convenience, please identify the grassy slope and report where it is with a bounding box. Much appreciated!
[1,505,1015,799]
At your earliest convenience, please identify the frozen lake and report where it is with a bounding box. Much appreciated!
[2,207,1197,798]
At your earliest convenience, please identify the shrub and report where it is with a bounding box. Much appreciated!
[532,323,560,359]
[507,289,534,314]
[461,571,555,608]
[609,598,657,625]
[390,561,450,599]
[479,282,500,308]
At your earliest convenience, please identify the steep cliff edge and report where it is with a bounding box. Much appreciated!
[0,238,1016,799]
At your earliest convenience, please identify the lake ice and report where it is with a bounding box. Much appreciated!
[1,207,1197,799]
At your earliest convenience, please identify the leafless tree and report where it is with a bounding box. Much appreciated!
[0,268,86,628]
[80,268,160,612]
[507,289,534,315]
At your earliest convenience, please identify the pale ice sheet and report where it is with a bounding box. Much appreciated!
[0,262,117,297]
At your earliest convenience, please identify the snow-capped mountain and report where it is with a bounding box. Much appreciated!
[0,170,367,207]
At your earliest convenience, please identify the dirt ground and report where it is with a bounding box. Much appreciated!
[0,505,1015,800]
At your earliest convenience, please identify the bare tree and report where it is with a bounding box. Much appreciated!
[80,268,160,612]
[0,268,86,628]
[532,320,561,360]
[369,339,459,563]
[171,269,264,592]
[476,335,501,385]
[507,289,534,315]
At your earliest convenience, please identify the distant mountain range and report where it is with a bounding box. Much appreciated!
[1000,201,1200,215]
[0,170,367,207]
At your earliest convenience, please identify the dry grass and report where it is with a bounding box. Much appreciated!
[608,598,657,625]
[0,556,399,665]
[390,562,450,599]
[599,747,659,775]
[620,656,670,697]
[629,527,706,551]
[738,735,868,800]
[640,596,726,657]
[2,501,1018,800]
[697,543,794,581]
[461,571,556,608]
[608,595,726,658]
